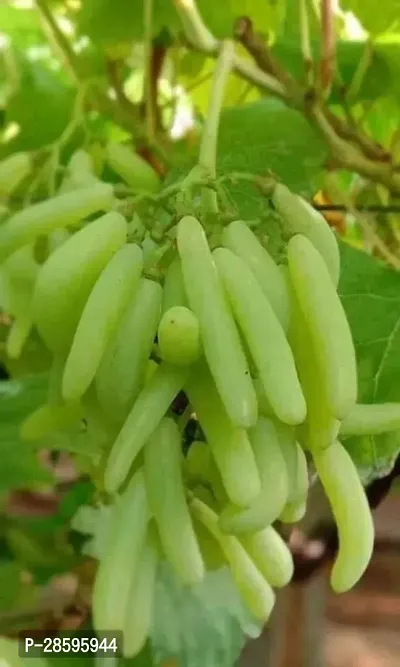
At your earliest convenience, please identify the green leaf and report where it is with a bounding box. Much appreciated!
[217,99,326,215]
[339,242,400,480]
[4,53,74,153]
[78,0,179,52]
[0,375,52,495]
[341,0,400,35]
[72,506,261,666]
[272,40,393,104]
[0,5,43,47]
[151,563,261,667]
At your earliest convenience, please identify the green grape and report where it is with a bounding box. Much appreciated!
[222,220,290,329]
[59,149,98,193]
[0,204,10,222]
[144,417,205,585]
[20,401,83,440]
[192,514,226,570]
[6,314,32,359]
[34,211,127,353]
[241,526,294,588]
[279,443,309,524]
[279,499,307,523]
[123,523,158,658]
[184,440,228,507]
[186,361,261,507]
[289,283,339,451]
[0,152,31,197]
[92,470,149,632]
[219,417,288,534]
[213,247,306,426]
[1,245,38,358]
[273,183,340,286]
[191,497,275,622]
[274,421,298,500]
[340,402,400,436]
[96,278,162,424]
[287,234,357,419]
[184,441,210,480]
[0,182,114,261]
[313,440,374,592]
[253,377,274,417]
[145,358,158,384]
[104,362,189,494]
[106,142,161,194]
[158,306,201,366]
[162,256,188,312]
[62,244,143,401]
[177,215,257,429]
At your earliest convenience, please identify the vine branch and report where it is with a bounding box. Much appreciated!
[319,0,335,96]
[174,0,400,195]
[198,40,235,214]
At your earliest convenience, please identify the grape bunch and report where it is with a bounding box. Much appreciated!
[1,144,400,658]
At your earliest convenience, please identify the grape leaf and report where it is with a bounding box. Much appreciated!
[151,563,261,667]
[0,375,52,495]
[339,242,400,480]
[217,99,327,216]
[272,40,393,104]
[0,5,43,47]
[72,505,261,667]
[78,0,179,51]
[341,0,400,35]
[4,54,74,153]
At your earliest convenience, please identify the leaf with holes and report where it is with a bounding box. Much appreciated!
[339,242,400,480]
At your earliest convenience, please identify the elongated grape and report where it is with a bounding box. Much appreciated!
[279,443,308,523]
[123,524,158,658]
[288,234,357,419]
[177,215,257,429]
[106,142,161,194]
[1,245,38,314]
[59,149,98,193]
[20,402,83,440]
[222,220,290,329]
[340,402,400,436]
[158,306,200,366]
[104,363,189,493]
[274,421,298,501]
[273,183,340,285]
[289,284,339,451]
[144,418,204,585]
[219,417,288,534]
[241,526,294,588]
[33,212,127,353]
[313,440,374,592]
[279,499,307,523]
[96,278,162,424]
[213,247,306,425]
[62,244,143,401]
[0,152,31,197]
[184,440,228,507]
[92,471,149,632]
[6,314,32,359]
[186,361,260,507]
[162,256,188,312]
[191,497,275,622]
[0,182,114,261]
[1,245,38,357]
